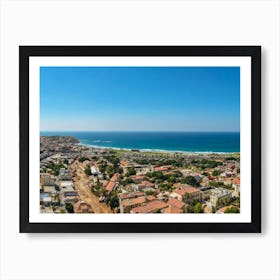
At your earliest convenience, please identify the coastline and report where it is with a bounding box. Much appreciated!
[40,133,240,156]
[77,142,240,156]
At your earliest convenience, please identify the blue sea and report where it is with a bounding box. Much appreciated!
[40,131,240,153]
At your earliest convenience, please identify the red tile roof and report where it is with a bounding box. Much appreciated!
[131,200,169,213]
[121,196,146,207]
[146,195,156,201]
[232,178,240,185]
[174,186,200,196]
[105,173,119,192]
[131,175,145,181]
[168,198,186,209]
[163,205,183,213]
[120,160,129,166]
[154,165,172,172]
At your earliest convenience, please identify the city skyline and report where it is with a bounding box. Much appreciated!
[40,66,240,132]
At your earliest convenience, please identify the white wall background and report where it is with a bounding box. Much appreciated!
[0,0,279,279]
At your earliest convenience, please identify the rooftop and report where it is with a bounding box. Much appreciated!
[121,196,146,207]
[163,205,183,213]
[131,200,169,213]
[168,198,186,209]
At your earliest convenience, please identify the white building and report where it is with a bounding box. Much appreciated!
[210,188,232,207]
[90,166,100,176]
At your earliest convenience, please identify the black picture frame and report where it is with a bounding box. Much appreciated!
[19,46,261,233]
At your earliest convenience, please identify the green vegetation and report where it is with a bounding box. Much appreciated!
[123,178,133,186]
[158,183,174,192]
[225,206,240,213]
[78,157,90,162]
[105,155,120,167]
[231,197,240,208]
[106,191,119,210]
[209,181,225,187]
[65,203,74,213]
[91,185,108,197]
[134,157,185,167]
[182,176,200,186]
[45,162,65,176]
[127,167,136,176]
[217,197,232,208]
[191,159,223,170]
[106,166,116,177]
[193,202,204,213]
[225,156,237,161]
[84,166,91,176]
[145,190,155,195]
[212,170,221,176]
[184,200,203,213]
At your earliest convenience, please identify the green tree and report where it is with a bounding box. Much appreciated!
[127,167,136,176]
[117,167,124,174]
[107,193,119,209]
[65,203,74,213]
[78,157,89,162]
[225,206,240,213]
[84,166,91,176]
[145,190,155,196]
[167,176,176,184]
[123,178,133,186]
[193,203,203,213]
[212,170,221,176]
[158,183,173,192]
[106,166,115,177]
[183,176,199,186]
[185,205,194,213]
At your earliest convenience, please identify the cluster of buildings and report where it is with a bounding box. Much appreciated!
[40,136,240,214]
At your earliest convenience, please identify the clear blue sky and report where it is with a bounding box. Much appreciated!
[40,66,240,132]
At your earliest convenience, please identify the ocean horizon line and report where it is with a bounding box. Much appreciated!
[40,130,240,133]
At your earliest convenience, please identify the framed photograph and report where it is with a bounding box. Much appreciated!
[20,46,261,233]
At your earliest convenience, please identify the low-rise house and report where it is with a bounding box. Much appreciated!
[74,201,93,213]
[43,185,58,195]
[131,175,145,183]
[90,165,100,176]
[40,193,52,206]
[210,188,232,207]
[120,160,130,167]
[163,205,183,213]
[130,200,169,213]
[167,198,186,210]
[154,165,172,172]
[138,180,155,190]
[232,178,240,197]
[59,168,72,181]
[171,186,202,202]
[60,181,78,202]
[120,196,146,213]
[200,186,213,201]
[119,192,145,200]
[146,195,157,202]
[105,173,119,193]
[40,184,60,206]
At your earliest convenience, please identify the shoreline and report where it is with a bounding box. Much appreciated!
[77,142,240,156]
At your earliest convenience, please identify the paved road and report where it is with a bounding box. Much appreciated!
[69,160,112,213]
